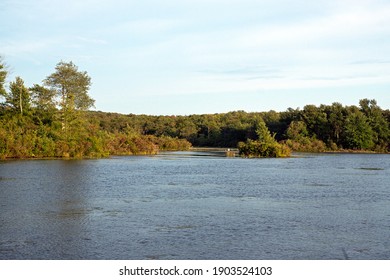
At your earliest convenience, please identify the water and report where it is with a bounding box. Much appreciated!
[0,152,389,260]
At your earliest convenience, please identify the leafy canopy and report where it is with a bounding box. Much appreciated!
[44,61,94,111]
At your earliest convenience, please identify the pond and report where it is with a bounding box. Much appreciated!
[0,152,389,259]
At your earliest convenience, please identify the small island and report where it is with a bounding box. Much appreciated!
[237,118,291,158]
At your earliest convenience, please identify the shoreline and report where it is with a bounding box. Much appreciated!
[2,147,389,161]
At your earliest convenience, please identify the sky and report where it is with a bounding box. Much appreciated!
[1,0,389,115]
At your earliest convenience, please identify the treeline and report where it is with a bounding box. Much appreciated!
[0,59,190,159]
[89,99,390,153]
[1,58,389,159]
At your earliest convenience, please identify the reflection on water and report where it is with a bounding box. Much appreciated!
[0,152,389,259]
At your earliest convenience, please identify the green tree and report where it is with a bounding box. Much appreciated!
[262,110,283,140]
[359,99,389,150]
[327,102,346,146]
[255,118,275,143]
[0,58,7,99]
[7,77,31,115]
[44,61,94,138]
[200,114,221,145]
[30,84,56,112]
[279,107,301,139]
[344,107,375,150]
[30,84,57,124]
[238,118,290,157]
[302,104,328,140]
[285,120,326,152]
[176,116,198,140]
[286,120,308,140]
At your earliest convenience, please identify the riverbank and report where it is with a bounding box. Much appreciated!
[323,149,389,154]
[3,146,389,161]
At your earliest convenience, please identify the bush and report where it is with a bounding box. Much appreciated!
[238,118,291,158]
[285,137,327,152]
[238,139,290,158]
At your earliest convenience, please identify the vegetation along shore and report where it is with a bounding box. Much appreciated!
[1,59,389,159]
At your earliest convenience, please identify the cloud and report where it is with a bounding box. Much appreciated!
[236,5,390,50]
[2,0,390,114]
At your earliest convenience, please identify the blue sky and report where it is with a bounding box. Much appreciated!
[1,0,389,115]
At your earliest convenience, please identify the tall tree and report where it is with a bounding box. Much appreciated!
[30,84,56,112]
[30,84,57,122]
[343,107,375,150]
[302,104,328,140]
[43,61,94,136]
[327,102,346,146]
[8,76,31,115]
[359,99,389,149]
[0,57,8,101]
[255,118,275,143]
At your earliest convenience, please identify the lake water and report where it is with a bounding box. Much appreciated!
[0,151,389,260]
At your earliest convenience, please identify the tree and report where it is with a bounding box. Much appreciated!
[7,76,31,115]
[255,118,275,143]
[30,84,56,112]
[343,107,375,150]
[238,118,290,157]
[176,116,198,140]
[0,57,8,102]
[302,104,328,140]
[285,119,326,152]
[262,110,283,140]
[30,84,57,123]
[359,99,390,150]
[44,61,94,137]
[279,107,301,139]
[327,102,346,146]
[286,120,308,140]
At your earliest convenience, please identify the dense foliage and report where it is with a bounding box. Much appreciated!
[88,100,389,153]
[1,58,389,159]
[0,60,191,159]
[237,119,291,158]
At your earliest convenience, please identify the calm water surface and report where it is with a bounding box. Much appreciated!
[0,152,389,259]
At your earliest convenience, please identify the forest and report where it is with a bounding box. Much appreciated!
[1,59,389,159]
[0,60,190,159]
[89,99,390,154]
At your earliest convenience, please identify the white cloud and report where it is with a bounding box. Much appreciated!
[1,0,390,113]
